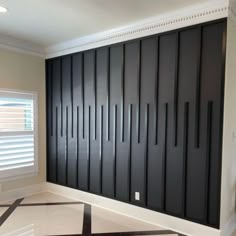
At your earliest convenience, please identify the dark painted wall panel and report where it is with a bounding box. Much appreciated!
[46,19,226,228]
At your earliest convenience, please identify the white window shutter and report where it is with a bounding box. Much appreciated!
[0,90,38,180]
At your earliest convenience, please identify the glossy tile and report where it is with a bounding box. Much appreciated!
[92,206,163,234]
[0,204,84,236]
[21,191,77,204]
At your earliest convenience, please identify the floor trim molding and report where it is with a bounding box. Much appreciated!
[45,182,221,236]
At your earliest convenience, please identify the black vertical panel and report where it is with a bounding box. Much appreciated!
[96,48,109,194]
[156,33,177,212]
[51,58,62,183]
[89,50,100,194]
[57,56,71,185]
[78,51,94,191]
[46,19,226,228]
[131,38,156,207]
[207,22,226,227]
[46,60,53,182]
[103,45,122,198]
[116,42,139,202]
[66,55,78,188]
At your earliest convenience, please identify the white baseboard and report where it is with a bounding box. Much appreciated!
[221,214,236,236]
[45,182,221,236]
[0,183,46,203]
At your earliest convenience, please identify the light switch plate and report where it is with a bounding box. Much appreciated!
[135,192,140,201]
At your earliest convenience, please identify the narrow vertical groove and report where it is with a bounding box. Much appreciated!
[60,59,63,137]
[94,50,97,140]
[183,102,189,217]
[128,104,133,202]
[113,105,117,198]
[66,106,69,185]
[145,103,149,206]
[174,32,180,146]
[206,101,213,223]
[163,103,168,211]
[121,44,125,142]
[107,48,111,141]
[71,56,74,138]
[55,106,58,183]
[137,40,142,143]
[76,106,79,188]
[100,105,104,194]
[82,53,85,139]
[154,37,160,145]
[88,106,91,190]
[195,27,203,148]
[50,61,53,137]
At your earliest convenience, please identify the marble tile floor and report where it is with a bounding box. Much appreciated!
[0,192,185,236]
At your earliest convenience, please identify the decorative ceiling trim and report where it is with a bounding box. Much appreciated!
[0,35,45,58]
[229,0,236,24]
[45,0,229,59]
[0,0,230,59]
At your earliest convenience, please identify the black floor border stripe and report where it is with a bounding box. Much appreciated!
[0,205,12,207]
[82,203,92,236]
[93,230,184,235]
[0,198,24,227]
[18,201,83,207]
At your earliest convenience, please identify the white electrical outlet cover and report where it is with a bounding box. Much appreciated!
[135,192,140,201]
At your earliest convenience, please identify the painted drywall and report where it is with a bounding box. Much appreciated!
[0,48,46,193]
[220,18,236,235]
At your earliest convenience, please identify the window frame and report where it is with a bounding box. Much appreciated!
[0,89,38,182]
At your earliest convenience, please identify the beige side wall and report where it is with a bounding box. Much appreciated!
[220,18,236,231]
[0,48,46,192]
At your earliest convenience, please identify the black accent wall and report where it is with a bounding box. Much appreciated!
[46,19,226,228]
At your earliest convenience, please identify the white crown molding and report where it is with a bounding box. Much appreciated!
[45,0,230,59]
[229,0,236,24]
[0,34,45,58]
[0,1,230,59]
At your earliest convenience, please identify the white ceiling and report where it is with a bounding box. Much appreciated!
[0,0,220,47]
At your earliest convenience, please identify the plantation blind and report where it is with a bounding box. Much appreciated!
[0,90,38,179]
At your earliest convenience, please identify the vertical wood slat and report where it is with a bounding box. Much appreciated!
[205,101,213,223]
[128,104,133,202]
[163,103,168,211]
[183,102,189,217]
[66,106,69,185]
[174,32,180,146]
[88,106,91,191]
[154,37,160,145]
[55,106,59,183]
[195,27,203,148]
[71,56,74,138]
[107,48,111,141]
[145,103,149,205]
[94,51,97,140]
[76,106,79,188]
[82,53,85,139]
[121,44,125,142]
[137,40,142,143]
[100,105,104,194]
[113,105,117,197]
